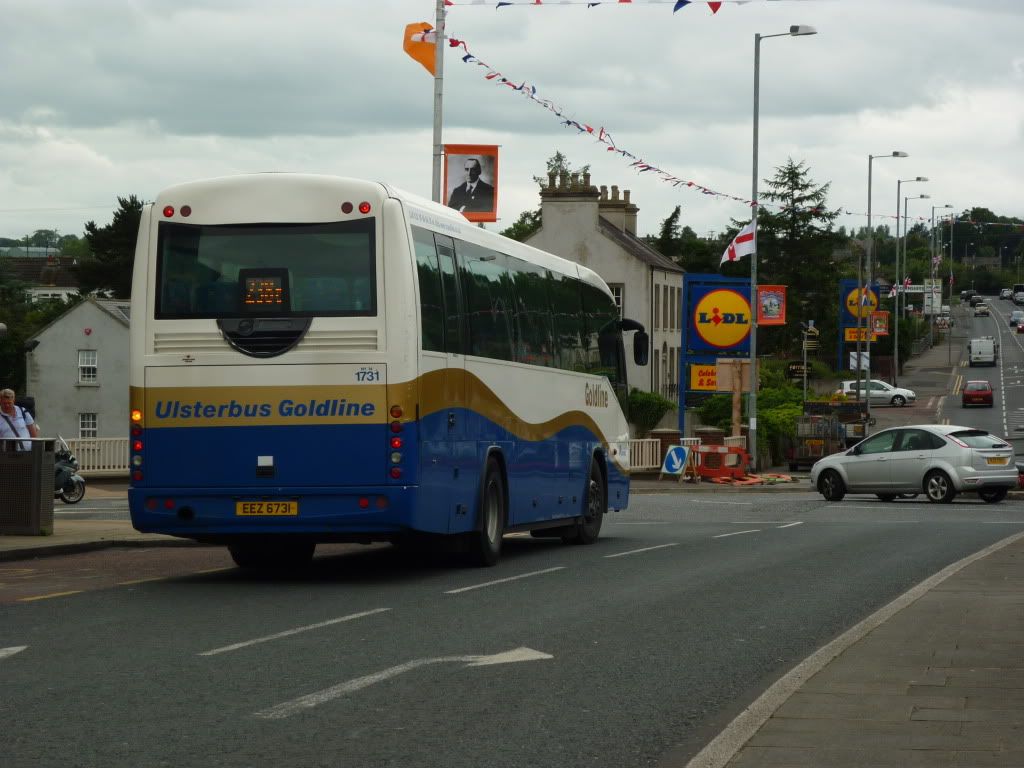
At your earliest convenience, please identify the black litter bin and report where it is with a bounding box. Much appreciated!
[0,438,55,535]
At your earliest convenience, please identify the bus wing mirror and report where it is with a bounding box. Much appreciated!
[633,331,649,366]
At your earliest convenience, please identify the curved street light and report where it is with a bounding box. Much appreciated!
[894,193,929,385]
[859,151,908,421]
[748,23,817,471]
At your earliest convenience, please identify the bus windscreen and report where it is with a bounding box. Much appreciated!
[155,219,376,319]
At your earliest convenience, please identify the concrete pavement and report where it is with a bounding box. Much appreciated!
[5,331,1024,767]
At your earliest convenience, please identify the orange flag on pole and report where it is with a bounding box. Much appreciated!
[403,22,436,76]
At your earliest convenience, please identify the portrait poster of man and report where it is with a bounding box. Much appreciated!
[443,144,498,223]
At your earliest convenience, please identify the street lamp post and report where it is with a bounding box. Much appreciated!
[893,176,928,385]
[860,151,908,423]
[929,204,953,348]
[894,192,929,385]
[749,23,817,471]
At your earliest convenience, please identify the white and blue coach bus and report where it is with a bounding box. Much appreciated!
[128,174,648,568]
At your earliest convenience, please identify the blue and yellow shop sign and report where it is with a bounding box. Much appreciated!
[690,288,751,352]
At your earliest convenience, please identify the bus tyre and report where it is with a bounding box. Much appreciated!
[469,458,506,567]
[563,463,605,545]
[228,541,316,570]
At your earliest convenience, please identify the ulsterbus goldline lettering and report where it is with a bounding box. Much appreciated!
[153,399,377,420]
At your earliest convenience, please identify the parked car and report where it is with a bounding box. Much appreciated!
[974,303,990,317]
[810,425,1016,503]
[836,379,917,406]
[962,380,994,407]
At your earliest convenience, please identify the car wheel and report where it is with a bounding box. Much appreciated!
[891,395,906,407]
[876,493,897,502]
[924,470,956,503]
[979,488,1008,504]
[818,470,845,502]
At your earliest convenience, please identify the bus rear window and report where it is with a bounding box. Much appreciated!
[155,219,376,319]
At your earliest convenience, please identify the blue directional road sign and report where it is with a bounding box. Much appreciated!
[660,445,690,476]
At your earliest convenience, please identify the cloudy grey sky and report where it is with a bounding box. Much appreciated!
[1,0,1021,243]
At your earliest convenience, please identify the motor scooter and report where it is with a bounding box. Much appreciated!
[55,436,86,504]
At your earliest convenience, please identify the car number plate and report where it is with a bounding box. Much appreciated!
[235,501,299,516]
[986,457,1009,465]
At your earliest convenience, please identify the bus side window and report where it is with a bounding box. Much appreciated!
[412,226,446,352]
[548,271,584,372]
[457,241,514,362]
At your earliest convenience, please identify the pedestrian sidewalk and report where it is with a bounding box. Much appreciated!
[691,530,1024,768]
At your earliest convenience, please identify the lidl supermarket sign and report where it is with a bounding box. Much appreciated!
[690,287,751,352]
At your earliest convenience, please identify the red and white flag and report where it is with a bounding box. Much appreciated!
[720,220,756,267]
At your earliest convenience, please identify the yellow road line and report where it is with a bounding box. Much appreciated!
[18,590,83,602]
[117,576,167,586]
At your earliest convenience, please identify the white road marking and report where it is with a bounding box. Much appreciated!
[609,521,672,525]
[776,522,804,529]
[0,646,27,661]
[444,567,565,594]
[692,500,755,506]
[713,529,760,538]
[254,647,553,719]
[604,543,680,558]
[198,608,390,656]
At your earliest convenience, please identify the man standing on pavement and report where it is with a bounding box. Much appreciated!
[0,388,39,451]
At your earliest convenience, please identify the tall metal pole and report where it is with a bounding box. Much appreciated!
[894,178,903,386]
[864,155,874,422]
[862,152,907,421]
[749,32,761,472]
[430,0,446,203]
[948,214,956,364]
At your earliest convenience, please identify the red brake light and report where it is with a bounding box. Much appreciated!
[390,421,402,434]
[390,467,402,479]
[391,437,402,449]
[390,405,403,419]
[358,202,371,214]
[358,497,370,509]
[133,440,143,452]
[162,205,174,217]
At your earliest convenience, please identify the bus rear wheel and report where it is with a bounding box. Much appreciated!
[228,541,316,570]
[468,458,506,567]
[562,463,605,545]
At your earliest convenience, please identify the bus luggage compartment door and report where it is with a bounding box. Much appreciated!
[140,364,388,487]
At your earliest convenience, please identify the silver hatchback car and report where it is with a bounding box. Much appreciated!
[810,425,1016,503]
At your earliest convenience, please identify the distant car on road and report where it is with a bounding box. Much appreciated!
[962,380,994,408]
[969,295,986,307]
[1011,310,1024,327]
[837,379,916,407]
[1015,292,1024,305]
[811,425,1016,504]
[974,303,990,316]
[1000,288,1013,300]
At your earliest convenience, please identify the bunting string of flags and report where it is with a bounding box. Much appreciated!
[408,23,1024,231]
[444,0,793,12]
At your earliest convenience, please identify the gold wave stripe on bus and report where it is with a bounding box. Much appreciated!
[132,373,622,468]
[417,369,614,449]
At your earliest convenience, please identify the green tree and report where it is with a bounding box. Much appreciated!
[722,159,843,358]
[77,195,144,299]
[500,209,541,242]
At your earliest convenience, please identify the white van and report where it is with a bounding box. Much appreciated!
[968,337,998,366]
